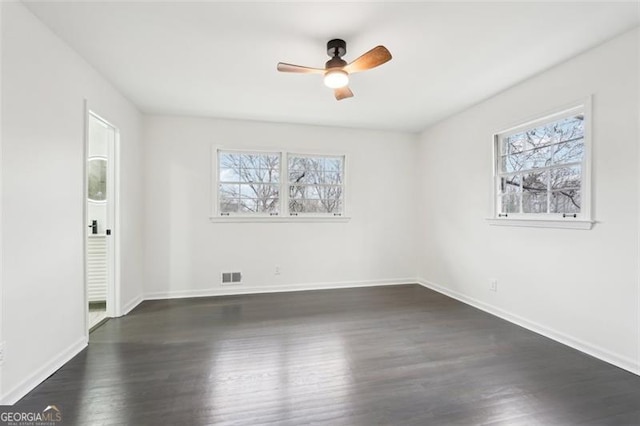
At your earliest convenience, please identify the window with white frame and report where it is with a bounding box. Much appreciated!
[218,151,281,215]
[494,103,589,221]
[288,154,344,216]
[214,150,346,219]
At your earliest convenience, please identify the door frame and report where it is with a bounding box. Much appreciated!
[83,102,121,336]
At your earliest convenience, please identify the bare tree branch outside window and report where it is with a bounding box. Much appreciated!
[498,114,584,215]
[289,155,344,214]
[218,152,280,214]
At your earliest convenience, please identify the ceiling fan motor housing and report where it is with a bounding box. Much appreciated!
[327,39,346,58]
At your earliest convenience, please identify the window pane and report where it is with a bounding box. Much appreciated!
[257,154,280,170]
[553,139,584,166]
[554,115,585,143]
[550,189,581,213]
[323,171,343,184]
[502,155,519,173]
[259,167,280,183]
[219,184,239,198]
[503,134,527,155]
[523,171,547,191]
[289,185,306,199]
[523,191,547,213]
[238,184,256,198]
[501,193,520,214]
[321,199,342,213]
[239,168,260,183]
[302,200,321,212]
[305,186,322,199]
[219,167,240,182]
[325,158,343,172]
[502,147,551,172]
[500,175,521,194]
[551,166,581,190]
[220,199,239,213]
[239,199,258,213]
[289,170,307,184]
[289,199,304,213]
[320,185,343,201]
[243,184,279,199]
[255,198,279,213]
[524,146,551,169]
[240,154,262,169]
[219,153,240,170]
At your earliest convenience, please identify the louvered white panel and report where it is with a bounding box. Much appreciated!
[87,236,107,302]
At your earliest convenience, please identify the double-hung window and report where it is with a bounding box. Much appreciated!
[288,154,344,216]
[214,149,346,220]
[218,151,281,216]
[492,101,592,229]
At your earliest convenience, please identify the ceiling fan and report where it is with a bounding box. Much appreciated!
[277,39,392,101]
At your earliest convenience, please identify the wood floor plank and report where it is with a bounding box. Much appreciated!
[11,285,640,425]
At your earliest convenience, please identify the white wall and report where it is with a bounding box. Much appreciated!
[1,2,144,403]
[416,28,640,373]
[143,116,417,298]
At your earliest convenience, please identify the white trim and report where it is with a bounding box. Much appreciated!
[210,215,351,223]
[144,278,416,300]
[0,1,4,399]
[85,108,121,323]
[82,101,90,342]
[0,337,87,405]
[416,278,639,376]
[120,294,143,316]
[637,26,640,383]
[486,217,594,230]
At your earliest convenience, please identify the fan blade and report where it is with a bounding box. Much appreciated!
[344,46,392,74]
[334,86,354,101]
[277,62,324,74]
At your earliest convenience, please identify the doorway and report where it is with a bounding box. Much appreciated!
[85,110,118,331]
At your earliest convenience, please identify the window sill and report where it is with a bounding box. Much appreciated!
[486,217,594,230]
[209,216,351,223]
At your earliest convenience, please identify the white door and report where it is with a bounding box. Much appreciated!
[86,111,118,330]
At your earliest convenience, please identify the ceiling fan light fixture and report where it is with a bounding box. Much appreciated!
[323,69,349,89]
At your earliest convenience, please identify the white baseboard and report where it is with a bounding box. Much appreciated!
[144,278,417,300]
[1,336,87,405]
[119,294,143,316]
[416,278,640,376]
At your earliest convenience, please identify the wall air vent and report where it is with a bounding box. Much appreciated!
[222,272,242,285]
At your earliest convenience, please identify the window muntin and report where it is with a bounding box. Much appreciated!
[288,154,344,215]
[496,108,586,218]
[218,151,281,215]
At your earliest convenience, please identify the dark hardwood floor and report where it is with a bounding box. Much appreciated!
[14,285,640,425]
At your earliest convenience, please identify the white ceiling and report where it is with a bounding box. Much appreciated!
[24,1,640,133]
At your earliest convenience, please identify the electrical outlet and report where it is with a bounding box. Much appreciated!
[275,265,281,275]
[0,341,5,366]
[490,279,498,292]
